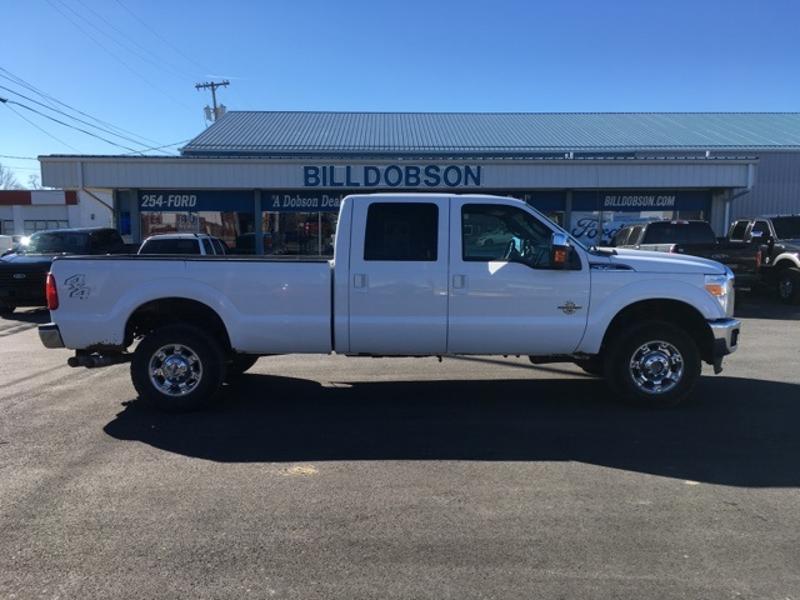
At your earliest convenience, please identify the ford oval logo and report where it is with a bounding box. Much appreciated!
[12,273,27,280]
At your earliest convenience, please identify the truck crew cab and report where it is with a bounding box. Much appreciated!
[39,194,740,411]
[728,216,800,304]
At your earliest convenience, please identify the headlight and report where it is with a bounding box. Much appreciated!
[704,270,735,316]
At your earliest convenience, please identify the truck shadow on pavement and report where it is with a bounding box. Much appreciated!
[104,374,800,487]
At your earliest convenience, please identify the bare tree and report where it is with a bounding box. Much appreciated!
[0,163,22,190]
[27,174,42,189]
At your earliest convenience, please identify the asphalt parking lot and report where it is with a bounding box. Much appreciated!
[1,293,799,599]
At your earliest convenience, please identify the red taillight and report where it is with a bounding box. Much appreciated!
[46,273,59,310]
[755,249,762,269]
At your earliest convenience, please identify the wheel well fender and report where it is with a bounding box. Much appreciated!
[599,299,715,364]
[125,297,232,352]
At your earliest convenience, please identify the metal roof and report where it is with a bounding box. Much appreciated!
[181,111,800,156]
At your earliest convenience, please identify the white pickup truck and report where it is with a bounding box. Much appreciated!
[39,194,740,411]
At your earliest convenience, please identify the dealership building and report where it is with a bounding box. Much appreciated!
[39,111,800,254]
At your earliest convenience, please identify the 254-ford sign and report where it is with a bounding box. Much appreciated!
[303,164,482,188]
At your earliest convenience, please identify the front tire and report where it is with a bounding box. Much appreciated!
[0,303,15,317]
[777,268,800,305]
[604,321,700,408]
[131,324,225,412]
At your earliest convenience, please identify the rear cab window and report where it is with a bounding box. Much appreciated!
[201,238,214,255]
[729,220,750,241]
[140,239,201,255]
[364,203,438,261]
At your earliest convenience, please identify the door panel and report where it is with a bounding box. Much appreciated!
[348,198,449,355]
[448,200,590,355]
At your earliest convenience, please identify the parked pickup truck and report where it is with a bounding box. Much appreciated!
[0,227,125,315]
[728,215,800,304]
[39,194,740,411]
[610,220,760,287]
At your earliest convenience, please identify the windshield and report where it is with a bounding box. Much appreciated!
[771,217,800,239]
[522,203,591,252]
[22,231,91,254]
[642,222,715,245]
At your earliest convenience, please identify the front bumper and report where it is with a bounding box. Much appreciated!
[708,318,741,374]
[39,323,65,349]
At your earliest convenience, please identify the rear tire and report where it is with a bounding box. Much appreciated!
[777,267,800,305]
[0,303,15,317]
[131,324,225,412]
[604,321,700,408]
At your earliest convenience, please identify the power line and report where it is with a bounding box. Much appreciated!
[2,97,142,152]
[2,103,82,152]
[0,84,169,153]
[121,139,191,155]
[67,0,196,82]
[0,67,163,147]
[0,154,38,161]
[113,0,214,75]
[44,0,191,110]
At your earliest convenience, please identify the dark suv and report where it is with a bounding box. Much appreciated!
[728,216,800,304]
[0,228,125,315]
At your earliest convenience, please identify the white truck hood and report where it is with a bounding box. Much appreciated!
[601,248,726,275]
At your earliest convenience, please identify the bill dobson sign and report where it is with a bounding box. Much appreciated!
[303,164,482,188]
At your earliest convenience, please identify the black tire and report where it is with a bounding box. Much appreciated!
[225,355,259,381]
[777,268,800,305]
[574,357,604,377]
[131,324,225,412]
[604,321,701,408]
[0,303,15,317]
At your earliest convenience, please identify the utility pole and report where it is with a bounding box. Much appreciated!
[195,80,229,122]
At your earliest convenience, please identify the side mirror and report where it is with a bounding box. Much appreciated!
[551,232,572,269]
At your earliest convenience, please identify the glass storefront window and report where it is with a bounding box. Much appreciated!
[569,191,711,246]
[260,211,337,257]
[141,211,254,253]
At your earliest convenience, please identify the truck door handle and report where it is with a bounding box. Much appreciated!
[353,273,368,289]
[452,274,467,289]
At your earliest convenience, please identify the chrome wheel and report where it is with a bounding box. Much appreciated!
[148,344,203,397]
[628,340,684,395]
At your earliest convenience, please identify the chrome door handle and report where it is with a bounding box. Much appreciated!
[353,273,368,289]
[452,274,467,289]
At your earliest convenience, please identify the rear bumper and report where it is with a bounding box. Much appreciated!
[39,323,65,349]
[708,318,741,374]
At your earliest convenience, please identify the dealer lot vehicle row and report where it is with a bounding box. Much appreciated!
[39,193,739,411]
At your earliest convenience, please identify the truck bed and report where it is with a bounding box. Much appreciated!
[49,255,333,354]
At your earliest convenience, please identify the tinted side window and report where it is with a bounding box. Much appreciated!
[140,239,201,254]
[627,225,644,245]
[612,227,631,247]
[751,221,770,236]
[729,220,749,241]
[211,238,226,255]
[462,204,560,269]
[364,203,438,261]
[201,238,213,255]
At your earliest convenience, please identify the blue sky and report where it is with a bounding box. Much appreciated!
[1,0,799,183]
